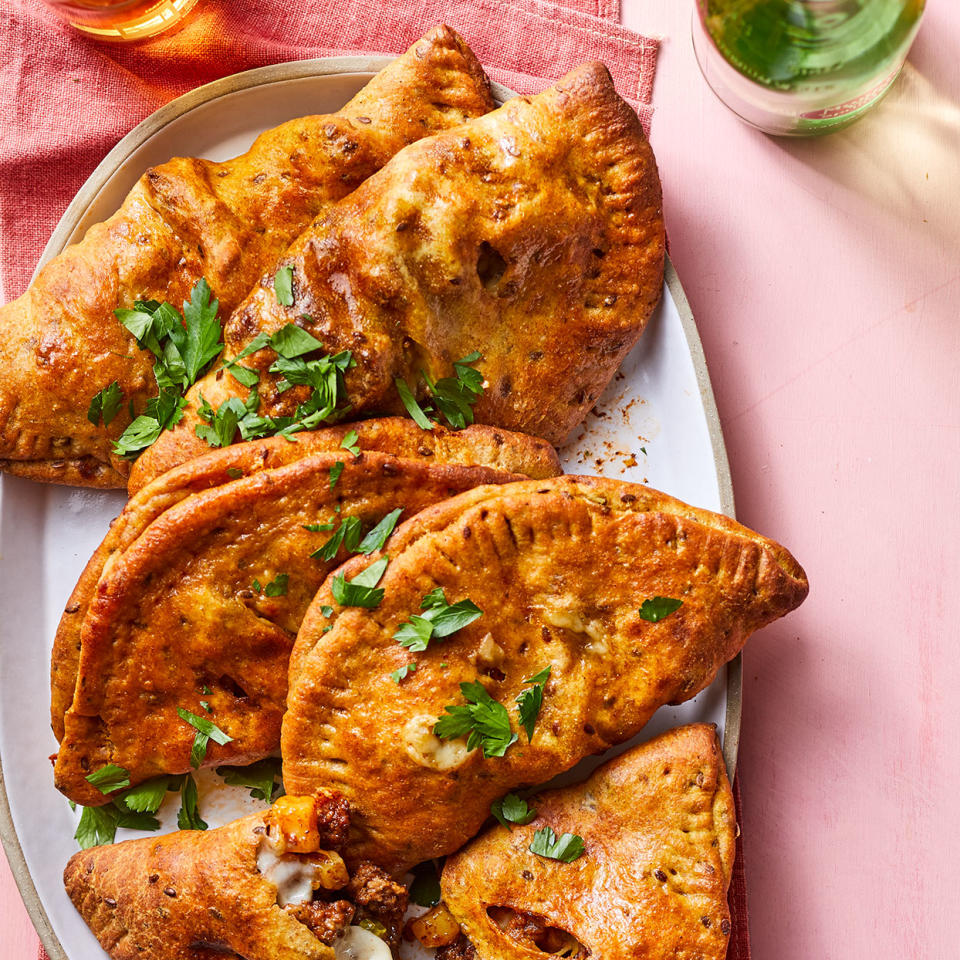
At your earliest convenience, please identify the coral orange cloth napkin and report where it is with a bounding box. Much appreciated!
[0,1,748,957]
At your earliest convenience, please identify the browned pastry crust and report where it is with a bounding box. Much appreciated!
[0,25,494,488]
[63,794,407,960]
[53,434,554,806]
[65,811,334,960]
[51,419,560,742]
[282,476,806,874]
[133,61,665,486]
[441,723,736,960]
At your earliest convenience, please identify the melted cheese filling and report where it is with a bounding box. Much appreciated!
[403,714,470,770]
[256,842,323,907]
[334,926,393,960]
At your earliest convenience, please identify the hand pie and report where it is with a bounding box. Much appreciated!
[0,25,493,489]
[282,476,806,873]
[439,723,736,960]
[64,791,407,960]
[132,60,664,487]
[53,423,558,806]
[50,419,560,742]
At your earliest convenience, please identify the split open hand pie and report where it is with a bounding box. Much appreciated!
[440,723,736,960]
[64,792,406,960]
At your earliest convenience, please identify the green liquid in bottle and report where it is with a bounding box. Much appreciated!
[694,0,926,134]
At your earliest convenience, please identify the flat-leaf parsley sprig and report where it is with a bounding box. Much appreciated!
[109,279,224,457]
[395,350,485,431]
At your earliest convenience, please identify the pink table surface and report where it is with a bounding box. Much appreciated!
[3,2,959,958]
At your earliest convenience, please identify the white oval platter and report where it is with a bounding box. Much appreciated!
[0,57,737,960]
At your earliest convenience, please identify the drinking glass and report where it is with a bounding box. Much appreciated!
[43,0,201,42]
[692,0,926,136]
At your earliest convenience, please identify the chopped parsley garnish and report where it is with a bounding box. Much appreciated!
[113,279,223,457]
[491,793,537,829]
[84,764,130,795]
[226,467,244,479]
[73,799,162,850]
[177,707,233,768]
[117,776,172,814]
[434,681,517,758]
[329,461,345,488]
[395,377,434,430]
[393,587,482,652]
[274,266,295,307]
[638,597,684,622]
[409,860,442,907]
[177,773,207,831]
[340,429,360,457]
[252,573,289,597]
[528,827,585,863]
[198,323,355,449]
[217,758,284,802]
[87,382,124,427]
[357,508,402,554]
[516,666,551,743]
[394,351,485,431]
[331,556,389,608]
[312,515,362,561]
[390,663,418,684]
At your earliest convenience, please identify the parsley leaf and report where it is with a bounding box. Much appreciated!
[491,792,537,829]
[390,663,418,684]
[394,587,482,651]
[87,382,124,427]
[331,556,389,608]
[84,764,130,795]
[264,573,289,597]
[112,281,223,458]
[638,597,684,622]
[177,773,208,831]
[181,278,223,384]
[312,516,362,561]
[73,795,163,850]
[434,681,517,758]
[274,266,295,307]
[357,508,402,555]
[74,805,119,849]
[270,322,323,359]
[409,860,442,908]
[251,572,288,596]
[178,707,233,768]
[216,758,284,802]
[340,429,360,457]
[528,827,585,863]
[329,461,345,488]
[516,666,551,743]
[115,776,172,814]
[395,377,434,430]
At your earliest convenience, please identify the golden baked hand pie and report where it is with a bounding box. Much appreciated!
[64,792,408,960]
[53,431,553,806]
[282,476,806,874]
[132,60,664,488]
[0,25,493,489]
[439,723,736,960]
[50,419,560,742]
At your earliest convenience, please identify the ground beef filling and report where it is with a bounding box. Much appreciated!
[435,935,478,960]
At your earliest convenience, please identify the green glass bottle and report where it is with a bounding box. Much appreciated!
[692,0,926,135]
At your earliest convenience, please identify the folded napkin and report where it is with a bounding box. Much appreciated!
[0,2,747,957]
